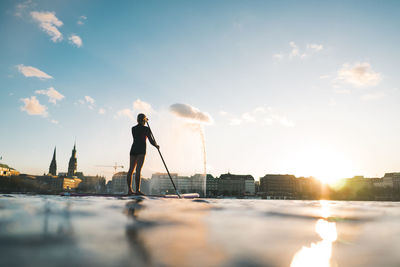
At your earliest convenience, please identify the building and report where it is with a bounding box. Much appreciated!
[259,174,296,199]
[37,175,82,191]
[206,174,218,197]
[112,172,129,194]
[62,177,82,190]
[150,172,179,195]
[191,174,206,196]
[67,142,77,177]
[78,175,106,193]
[0,163,20,176]
[382,173,400,191]
[218,173,255,196]
[295,177,322,199]
[49,147,57,176]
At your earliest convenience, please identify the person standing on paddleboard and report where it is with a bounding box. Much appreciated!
[127,113,159,195]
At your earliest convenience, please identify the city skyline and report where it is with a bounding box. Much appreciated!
[1,0,400,182]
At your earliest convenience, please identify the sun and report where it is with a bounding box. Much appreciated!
[290,146,355,184]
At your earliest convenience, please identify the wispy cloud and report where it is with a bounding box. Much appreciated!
[221,106,295,127]
[17,64,53,79]
[98,108,106,115]
[68,34,82,47]
[133,99,154,114]
[30,11,63,42]
[20,96,48,116]
[170,103,213,124]
[116,108,134,120]
[77,15,87,25]
[361,92,386,101]
[336,62,381,88]
[35,87,64,104]
[15,0,34,17]
[319,75,330,79]
[273,41,323,60]
[115,99,153,120]
[78,95,96,109]
[265,114,295,127]
[50,119,59,124]
[307,43,323,51]
[334,89,351,94]
[85,95,95,104]
[289,41,305,59]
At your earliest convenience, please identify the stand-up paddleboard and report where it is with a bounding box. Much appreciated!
[60,192,200,199]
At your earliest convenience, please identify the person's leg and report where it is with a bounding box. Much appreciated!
[134,154,145,193]
[127,155,138,194]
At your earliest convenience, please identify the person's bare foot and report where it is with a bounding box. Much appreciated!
[135,191,145,196]
[127,190,135,195]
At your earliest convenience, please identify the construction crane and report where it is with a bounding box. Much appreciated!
[95,163,124,174]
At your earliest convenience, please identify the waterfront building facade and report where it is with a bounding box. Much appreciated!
[206,174,218,197]
[259,174,296,199]
[0,163,20,176]
[218,173,255,196]
[150,172,179,195]
[112,172,129,194]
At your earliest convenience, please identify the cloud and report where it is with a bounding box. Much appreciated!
[219,111,228,116]
[50,119,59,124]
[361,92,386,101]
[133,99,154,114]
[17,64,53,79]
[289,41,302,58]
[68,34,82,47]
[115,99,153,121]
[334,89,351,94]
[78,95,95,109]
[241,112,256,123]
[84,95,95,104]
[77,15,87,25]
[116,108,134,120]
[307,43,323,51]
[221,106,294,127]
[336,62,381,87]
[229,118,242,126]
[98,108,106,115]
[15,0,33,17]
[35,87,64,104]
[274,41,323,60]
[267,114,295,127]
[20,96,48,116]
[170,103,213,124]
[30,11,63,42]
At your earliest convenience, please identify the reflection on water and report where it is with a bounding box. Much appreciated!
[290,200,337,267]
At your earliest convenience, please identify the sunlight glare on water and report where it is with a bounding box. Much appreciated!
[290,200,337,267]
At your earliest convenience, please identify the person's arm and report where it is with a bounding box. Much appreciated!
[147,128,159,149]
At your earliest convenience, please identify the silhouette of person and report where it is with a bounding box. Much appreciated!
[127,113,159,195]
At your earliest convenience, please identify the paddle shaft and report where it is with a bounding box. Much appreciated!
[147,122,181,198]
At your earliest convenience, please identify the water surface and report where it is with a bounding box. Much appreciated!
[1,195,399,267]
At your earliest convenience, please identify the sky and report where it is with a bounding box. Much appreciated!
[1,0,399,182]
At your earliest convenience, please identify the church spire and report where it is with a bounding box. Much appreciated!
[68,142,77,177]
[49,147,57,176]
